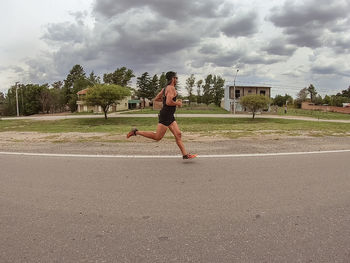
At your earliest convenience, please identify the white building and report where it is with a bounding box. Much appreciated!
[223,85,271,112]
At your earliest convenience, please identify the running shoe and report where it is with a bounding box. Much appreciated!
[126,128,138,138]
[183,153,197,160]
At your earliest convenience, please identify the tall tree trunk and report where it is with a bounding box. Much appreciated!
[104,105,109,119]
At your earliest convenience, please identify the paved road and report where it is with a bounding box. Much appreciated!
[1,152,350,262]
[2,112,350,123]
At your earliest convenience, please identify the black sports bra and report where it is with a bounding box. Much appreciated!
[162,86,177,108]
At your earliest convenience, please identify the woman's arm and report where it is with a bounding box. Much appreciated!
[166,86,182,107]
[153,89,164,102]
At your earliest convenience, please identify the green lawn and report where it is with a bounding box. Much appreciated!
[1,117,349,138]
[124,104,229,114]
[126,105,350,121]
[274,107,350,120]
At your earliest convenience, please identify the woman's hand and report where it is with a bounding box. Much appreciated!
[177,99,182,107]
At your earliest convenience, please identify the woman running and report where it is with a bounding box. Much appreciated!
[127,71,197,159]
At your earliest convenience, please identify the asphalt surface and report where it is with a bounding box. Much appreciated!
[1,152,350,262]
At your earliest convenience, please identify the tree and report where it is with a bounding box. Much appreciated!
[52,81,63,90]
[337,86,350,99]
[50,81,65,112]
[63,64,87,111]
[330,95,348,107]
[307,84,317,102]
[285,94,294,105]
[158,72,167,91]
[314,94,323,105]
[48,87,65,113]
[64,65,86,91]
[273,94,293,107]
[149,74,159,104]
[294,87,309,108]
[69,78,93,112]
[323,95,331,105]
[85,84,131,119]
[0,92,5,105]
[240,94,271,119]
[211,75,225,107]
[196,79,203,104]
[3,86,16,116]
[0,92,5,116]
[202,75,213,105]
[88,71,101,84]
[273,95,285,107]
[21,84,44,115]
[103,67,135,87]
[136,72,151,108]
[185,74,196,105]
[297,88,308,101]
[38,84,51,113]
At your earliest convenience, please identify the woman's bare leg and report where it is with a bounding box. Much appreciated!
[168,121,187,155]
[136,123,167,141]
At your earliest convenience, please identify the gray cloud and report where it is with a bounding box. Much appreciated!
[242,55,283,65]
[11,66,25,73]
[192,45,284,69]
[221,11,259,37]
[0,66,8,73]
[42,22,87,43]
[269,0,348,27]
[268,0,350,49]
[262,38,297,56]
[312,65,337,75]
[23,0,247,84]
[199,43,224,55]
[327,34,350,54]
[93,0,232,21]
[19,0,349,96]
[311,64,350,77]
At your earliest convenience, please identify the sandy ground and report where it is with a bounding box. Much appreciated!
[0,131,349,155]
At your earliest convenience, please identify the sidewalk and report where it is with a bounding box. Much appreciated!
[2,113,350,123]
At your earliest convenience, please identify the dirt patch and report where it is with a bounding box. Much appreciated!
[0,131,349,156]
[0,132,125,143]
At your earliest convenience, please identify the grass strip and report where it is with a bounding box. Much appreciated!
[1,117,349,138]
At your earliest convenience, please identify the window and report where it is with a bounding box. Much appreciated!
[260,90,266,96]
[248,90,252,94]
[235,90,240,99]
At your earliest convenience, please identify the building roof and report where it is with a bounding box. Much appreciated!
[77,88,89,95]
[230,85,271,89]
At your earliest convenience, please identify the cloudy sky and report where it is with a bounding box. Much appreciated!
[1,0,350,97]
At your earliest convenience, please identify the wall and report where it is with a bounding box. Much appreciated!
[77,96,131,113]
[302,102,350,114]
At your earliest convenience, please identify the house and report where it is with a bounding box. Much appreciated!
[76,88,132,113]
[223,85,271,112]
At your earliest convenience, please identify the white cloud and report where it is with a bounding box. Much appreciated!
[0,0,349,98]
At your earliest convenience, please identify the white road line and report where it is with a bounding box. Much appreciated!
[0,150,350,159]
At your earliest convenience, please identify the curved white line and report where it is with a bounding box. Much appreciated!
[0,150,350,159]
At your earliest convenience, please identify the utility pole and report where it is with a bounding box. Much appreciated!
[233,69,239,114]
[15,82,19,117]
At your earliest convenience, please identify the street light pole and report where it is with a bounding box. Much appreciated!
[233,69,239,114]
[15,82,19,117]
